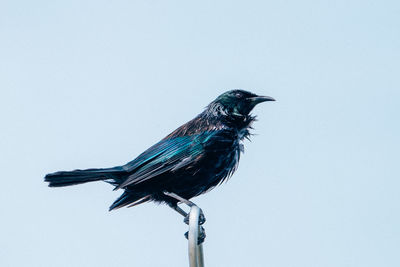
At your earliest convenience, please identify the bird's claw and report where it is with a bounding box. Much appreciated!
[183,209,206,225]
[184,226,206,244]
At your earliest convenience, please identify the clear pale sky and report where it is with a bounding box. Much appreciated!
[1,1,399,266]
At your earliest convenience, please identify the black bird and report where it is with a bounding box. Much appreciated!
[45,90,275,219]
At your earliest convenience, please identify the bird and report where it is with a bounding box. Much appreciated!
[45,89,275,221]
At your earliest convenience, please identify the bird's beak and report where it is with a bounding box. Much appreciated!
[250,95,276,105]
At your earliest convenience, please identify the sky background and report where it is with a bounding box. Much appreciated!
[1,1,399,266]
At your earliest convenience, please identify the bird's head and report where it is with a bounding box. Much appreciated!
[210,89,275,117]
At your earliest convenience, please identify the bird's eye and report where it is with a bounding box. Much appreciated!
[235,92,243,98]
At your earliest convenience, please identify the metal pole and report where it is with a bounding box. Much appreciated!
[188,205,204,267]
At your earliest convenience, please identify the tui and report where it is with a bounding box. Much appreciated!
[45,90,275,222]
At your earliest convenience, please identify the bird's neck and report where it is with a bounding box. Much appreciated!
[203,103,255,138]
[163,103,255,140]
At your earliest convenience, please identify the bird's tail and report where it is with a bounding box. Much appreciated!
[108,190,150,211]
[45,167,125,187]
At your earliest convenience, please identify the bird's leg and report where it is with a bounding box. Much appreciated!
[164,192,206,225]
[168,203,188,218]
[164,191,196,207]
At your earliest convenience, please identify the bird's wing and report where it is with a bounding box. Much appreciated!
[116,130,234,189]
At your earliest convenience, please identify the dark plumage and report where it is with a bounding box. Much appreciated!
[45,90,275,212]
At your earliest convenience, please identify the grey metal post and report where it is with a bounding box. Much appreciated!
[188,205,205,267]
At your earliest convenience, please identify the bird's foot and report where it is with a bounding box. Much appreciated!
[184,226,206,245]
[184,208,206,225]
